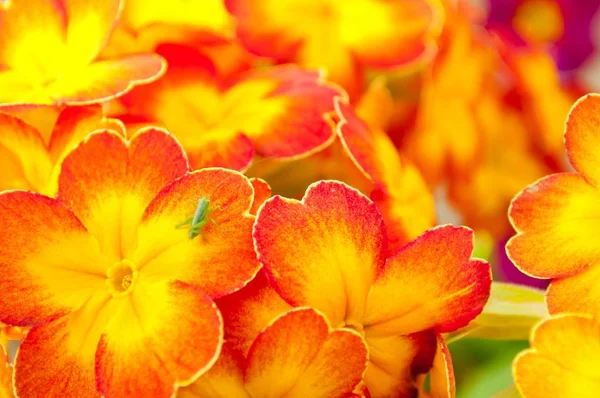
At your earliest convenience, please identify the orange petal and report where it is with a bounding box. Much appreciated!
[249,177,272,215]
[363,226,491,336]
[0,113,53,192]
[336,98,435,249]
[45,55,167,105]
[0,191,107,326]
[57,129,189,261]
[546,263,600,315]
[14,292,117,397]
[364,332,436,398]
[180,342,249,398]
[217,271,293,356]
[135,168,260,299]
[96,280,222,397]
[253,180,386,327]
[507,173,600,278]
[513,314,600,398]
[429,335,456,398]
[565,94,600,184]
[244,307,368,398]
[0,344,12,398]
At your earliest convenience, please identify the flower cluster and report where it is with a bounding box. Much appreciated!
[1,0,600,397]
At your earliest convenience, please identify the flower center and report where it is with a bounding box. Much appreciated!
[106,260,138,297]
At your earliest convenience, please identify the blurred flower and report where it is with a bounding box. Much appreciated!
[181,308,369,398]
[118,44,341,171]
[513,313,600,397]
[225,0,443,97]
[0,0,165,106]
[508,94,600,315]
[0,105,123,194]
[487,0,600,71]
[221,181,491,397]
[0,129,261,396]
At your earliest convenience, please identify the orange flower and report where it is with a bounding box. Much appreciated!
[0,129,261,396]
[119,44,342,171]
[221,181,491,397]
[508,94,600,315]
[0,0,165,106]
[513,314,600,397]
[0,105,123,194]
[181,308,369,398]
[225,0,443,97]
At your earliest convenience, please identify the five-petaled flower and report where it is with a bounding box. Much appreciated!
[0,128,261,396]
[219,180,491,397]
[0,0,165,106]
[508,94,600,316]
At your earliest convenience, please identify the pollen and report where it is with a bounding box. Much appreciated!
[106,260,138,297]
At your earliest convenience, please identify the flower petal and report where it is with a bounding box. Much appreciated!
[364,332,436,398]
[46,55,167,105]
[429,335,456,398]
[0,113,53,192]
[244,307,368,398]
[546,263,600,314]
[135,168,259,299]
[254,180,386,326]
[363,226,491,336]
[217,271,293,356]
[96,280,223,397]
[14,292,116,397]
[249,177,272,215]
[507,173,600,278]
[57,128,189,261]
[179,342,249,398]
[0,0,67,76]
[565,94,600,185]
[0,191,107,326]
[513,314,600,398]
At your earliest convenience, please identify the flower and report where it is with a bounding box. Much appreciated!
[181,308,369,398]
[118,44,342,171]
[513,313,600,397]
[0,128,261,396]
[508,94,600,315]
[0,0,165,106]
[0,105,123,194]
[225,0,443,97]
[221,180,491,397]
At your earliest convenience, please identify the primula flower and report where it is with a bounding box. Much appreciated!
[119,44,341,171]
[180,308,369,398]
[0,128,261,396]
[221,180,491,397]
[513,313,600,397]
[225,0,443,97]
[0,0,165,106]
[487,0,600,71]
[0,105,123,194]
[508,94,600,315]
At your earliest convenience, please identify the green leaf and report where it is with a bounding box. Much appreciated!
[447,282,548,342]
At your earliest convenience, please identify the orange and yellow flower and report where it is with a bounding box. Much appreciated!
[181,307,369,398]
[513,313,600,397]
[220,180,491,397]
[225,0,443,97]
[0,128,261,396]
[118,44,341,171]
[508,94,600,315]
[0,105,123,194]
[0,0,165,106]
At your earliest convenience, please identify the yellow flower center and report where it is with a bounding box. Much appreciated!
[513,0,564,45]
[106,260,138,297]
